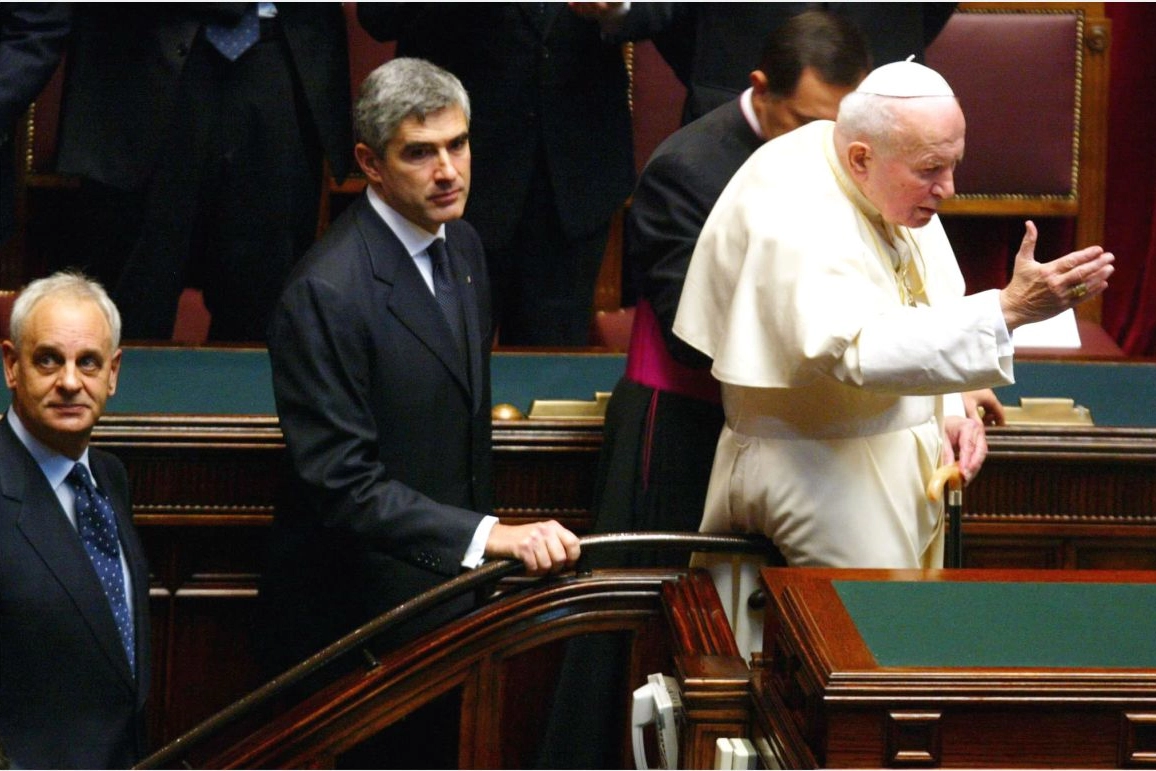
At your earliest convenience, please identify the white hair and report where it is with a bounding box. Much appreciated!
[9,271,121,350]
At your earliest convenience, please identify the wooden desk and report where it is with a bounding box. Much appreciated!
[1,349,1151,748]
[754,567,1156,769]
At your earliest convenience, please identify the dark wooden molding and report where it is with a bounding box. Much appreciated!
[83,414,1156,749]
[139,565,748,770]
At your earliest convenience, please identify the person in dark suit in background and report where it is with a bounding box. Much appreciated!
[54,3,352,342]
[0,271,150,769]
[0,3,70,247]
[262,57,580,674]
[592,9,872,569]
[356,3,652,346]
[636,2,957,124]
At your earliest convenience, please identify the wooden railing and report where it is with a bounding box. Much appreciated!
[136,533,777,770]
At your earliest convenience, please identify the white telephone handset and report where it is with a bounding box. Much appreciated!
[631,673,681,770]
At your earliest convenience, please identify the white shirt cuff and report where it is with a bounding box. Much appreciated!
[462,515,499,569]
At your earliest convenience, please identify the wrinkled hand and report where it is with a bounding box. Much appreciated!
[999,220,1114,330]
[963,388,1005,426]
[486,520,581,575]
[942,415,987,484]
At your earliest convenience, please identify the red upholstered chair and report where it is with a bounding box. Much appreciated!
[927,9,1088,202]
[0,290,15,340]
[925,3,1110,329]
[591,306,636,352]
[172,288,211,345]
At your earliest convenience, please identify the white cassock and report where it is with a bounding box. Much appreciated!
[674,120,1016,656]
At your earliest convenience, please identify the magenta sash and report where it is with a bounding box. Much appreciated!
[625,299,721,404]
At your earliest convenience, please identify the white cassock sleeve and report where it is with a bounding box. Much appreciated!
[675,122,1014,396]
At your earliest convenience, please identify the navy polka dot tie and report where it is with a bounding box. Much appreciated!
[205,4,260,62]
[68,463,135,674]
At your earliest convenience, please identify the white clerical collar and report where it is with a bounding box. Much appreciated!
[365,185,446,257]
[5,407,91,491]
[739,87,766,141]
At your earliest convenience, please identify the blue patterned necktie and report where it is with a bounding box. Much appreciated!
[205,4,260,62]
[68,463,135,674]
[429,238,468,362]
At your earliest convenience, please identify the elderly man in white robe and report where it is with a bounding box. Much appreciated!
[674,60,1115,656]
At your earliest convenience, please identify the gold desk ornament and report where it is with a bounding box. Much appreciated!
[1002,397,1093,426]
[491,403,526,421]
[527,392,612,419]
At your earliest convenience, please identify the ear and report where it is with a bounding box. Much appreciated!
[749,68,769,95]
[354,143,385,185]
[2,340,17,391]
[107,347,122,397]
[846,141,872,180]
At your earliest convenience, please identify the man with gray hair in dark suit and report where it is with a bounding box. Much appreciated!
[263,58,581,673]
[0,271,150,768]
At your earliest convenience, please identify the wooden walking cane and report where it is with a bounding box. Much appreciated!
[928,462,964,568]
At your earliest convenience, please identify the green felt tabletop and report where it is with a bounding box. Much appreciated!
[997,360,1156,427]
[0,348,1152,426]
[0,348,629,416]
[835,580,1156,669]
[95,349,628,415]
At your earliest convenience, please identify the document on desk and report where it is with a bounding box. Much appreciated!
[1012,308,1081,348]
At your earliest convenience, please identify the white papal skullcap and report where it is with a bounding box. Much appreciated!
[855,56,955,98]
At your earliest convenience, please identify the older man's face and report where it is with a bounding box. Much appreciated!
[864,97,965,228]
[2,296,121,459]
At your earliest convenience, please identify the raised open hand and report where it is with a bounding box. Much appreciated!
[999,220,1114,330]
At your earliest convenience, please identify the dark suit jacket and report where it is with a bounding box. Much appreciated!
[636,2,809,124]
[54,2,352,189]
[0,3,70,243]
[0,418,151,769]
[262,194,494,666]
[591,98,761,563]
[627,98,763,367]
[631,2,956,124]
[357,2,636,247]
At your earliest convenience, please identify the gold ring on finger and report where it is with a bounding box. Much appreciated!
[1069,282,1088,299]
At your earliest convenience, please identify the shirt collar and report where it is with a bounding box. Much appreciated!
[739,87,766,141]
[5,407,91,490]
[365,185,447,256]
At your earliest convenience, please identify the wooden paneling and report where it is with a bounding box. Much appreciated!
[963,426,1156,569]
[91,415,1156,748]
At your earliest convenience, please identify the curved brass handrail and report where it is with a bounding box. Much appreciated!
[136,532,778,769]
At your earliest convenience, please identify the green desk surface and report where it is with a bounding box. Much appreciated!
[0,348,629,416]
[997,360,1156,427]
[113,348,275,414]
[0,348,1151,426]
[835,580,1156,669]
